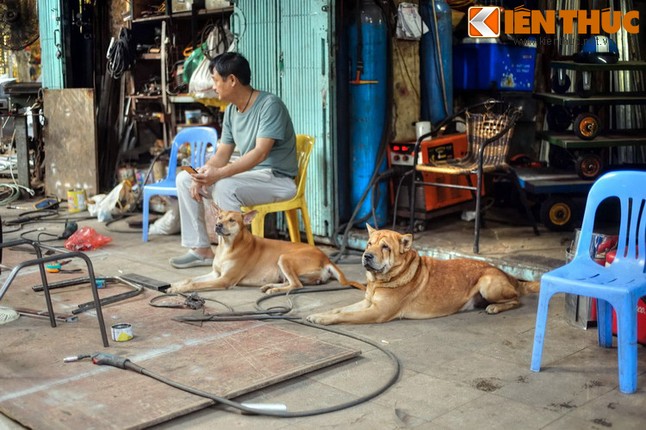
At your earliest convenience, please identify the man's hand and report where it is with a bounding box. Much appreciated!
[189,165,221,201]
[189,182,210,201]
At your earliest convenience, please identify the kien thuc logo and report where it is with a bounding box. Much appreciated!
[468,6,500,38]
[468,6,639,37]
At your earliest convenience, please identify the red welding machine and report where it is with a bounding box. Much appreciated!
[387,133,481,219]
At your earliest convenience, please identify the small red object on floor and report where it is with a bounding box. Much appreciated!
[607,249,646,345]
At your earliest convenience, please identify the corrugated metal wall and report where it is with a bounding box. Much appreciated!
[232,0,336,238]
[231,1,280,94]
[38,0,65,88]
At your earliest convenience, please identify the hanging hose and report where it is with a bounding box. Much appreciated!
[431,0,450,116]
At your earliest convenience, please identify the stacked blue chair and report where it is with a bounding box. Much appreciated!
[531,170,646,394]
[142,127,218,241]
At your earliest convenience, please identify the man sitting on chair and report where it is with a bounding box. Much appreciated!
[170,52,298,269]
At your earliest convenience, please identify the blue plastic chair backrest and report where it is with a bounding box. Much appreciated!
[575,170,646,274]
[166,126,219,181]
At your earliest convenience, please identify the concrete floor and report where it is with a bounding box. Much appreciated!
[0,202,644,429]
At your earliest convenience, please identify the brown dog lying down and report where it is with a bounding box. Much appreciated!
[168,204,364,294]
[306,225,539,325]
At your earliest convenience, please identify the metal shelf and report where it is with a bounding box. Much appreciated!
[515,167,593,194]
[131,7,233,23]
[540,131,646,149]
[139,52,161,60]
[550,60,646,72]
[169,94,229,110]
[128,94,163,100]
[171,7,234,19]
[168,95,198,103]
[534,92,646,107]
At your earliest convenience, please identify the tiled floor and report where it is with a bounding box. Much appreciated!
[0,203,644,429]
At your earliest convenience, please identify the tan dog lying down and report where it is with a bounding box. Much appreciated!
[306,225,539,325]
[168,204,364,294]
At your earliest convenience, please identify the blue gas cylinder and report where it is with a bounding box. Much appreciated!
[348,0,389,227]
[419,0,453,125]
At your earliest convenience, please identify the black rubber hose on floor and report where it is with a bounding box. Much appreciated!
[75,287,401,417]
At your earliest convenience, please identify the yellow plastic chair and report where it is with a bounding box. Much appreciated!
[241,134,315,245]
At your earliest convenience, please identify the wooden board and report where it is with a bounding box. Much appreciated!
[0,250,360,429]
[43,89,99,199]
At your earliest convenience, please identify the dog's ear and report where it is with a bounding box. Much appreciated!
[400,233,413,253]
[366,224,376,235]
[242,210,258,225]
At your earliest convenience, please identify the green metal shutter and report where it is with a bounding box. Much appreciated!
[232,0,336,239]
[38,0,65,88]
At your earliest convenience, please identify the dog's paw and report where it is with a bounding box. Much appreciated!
[260,285,272,294]
[167,280,190,294]
[485,304,501,314]
[262,287,286,295]
[260,283,292,295]
[306,313,335,325]
[166,285,183,294]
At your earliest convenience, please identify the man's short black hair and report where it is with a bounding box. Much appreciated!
[208,52,251,85]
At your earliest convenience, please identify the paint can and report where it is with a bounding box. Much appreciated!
[67,189,87,213]
[111,323,134,342]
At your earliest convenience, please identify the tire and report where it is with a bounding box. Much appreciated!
[551,73,571,94]
[574,153,603,180]
[546,106,572,132]
[573,113,601,140]
[540,197,578,231]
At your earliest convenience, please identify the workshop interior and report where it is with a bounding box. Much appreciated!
[1,0,646,429]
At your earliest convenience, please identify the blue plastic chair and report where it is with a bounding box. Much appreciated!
[142,127,218,241]
[530,170,646,394]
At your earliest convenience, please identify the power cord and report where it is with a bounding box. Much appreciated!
[67,321,400,417]
[107,27,134,79]
[17,220,77,244]
[68,287,401,417]
[150,292,234,312]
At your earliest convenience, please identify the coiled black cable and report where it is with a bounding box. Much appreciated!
[107,27,134,79]
[79,286,401,418]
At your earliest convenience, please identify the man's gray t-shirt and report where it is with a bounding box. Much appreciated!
[220,91,298,178]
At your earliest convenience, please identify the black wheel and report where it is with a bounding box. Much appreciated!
[548,144,574,169]
[573,113,601,140]
[551,73,571,94]
[540,197,579,231]
[546,105,572,132]
[574,153,603,180]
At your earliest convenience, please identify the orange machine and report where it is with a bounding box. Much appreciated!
[388,133,482,218]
